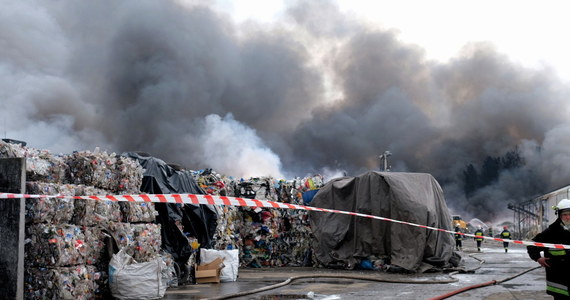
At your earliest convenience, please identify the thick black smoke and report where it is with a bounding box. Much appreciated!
[2,0,570,222]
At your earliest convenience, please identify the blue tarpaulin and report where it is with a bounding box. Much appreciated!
[302,189,319,205]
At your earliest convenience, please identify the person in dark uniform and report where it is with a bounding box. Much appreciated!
[454,226,463,251]
[501,226,511,253]
[474,226,484,251]
[527,199,570,300]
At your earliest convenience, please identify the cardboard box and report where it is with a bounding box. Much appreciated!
[195,257,224,284]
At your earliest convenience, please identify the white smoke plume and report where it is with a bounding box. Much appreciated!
[194,113,284,179]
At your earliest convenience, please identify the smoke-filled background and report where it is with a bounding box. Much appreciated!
[2,0,570,222]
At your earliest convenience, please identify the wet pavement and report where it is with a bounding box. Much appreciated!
[163,241,551,300]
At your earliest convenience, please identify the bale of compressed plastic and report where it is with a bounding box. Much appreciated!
[25,197,75,224]
[64,149,143,194]
[107,222,162,263]
[26,154,67,183]
[25,224,91,267]
[73,199,123,226]
[83,226,107,266]
[119,201,157,223]
[211,205,241,250]
[0,141,67,183]
[206,175,316,268]
[25,265,99,300]
[26,181,128,226]
[25,182,76,224]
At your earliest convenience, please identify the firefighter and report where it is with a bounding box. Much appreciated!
[527,199,570,300]
[474,226,484,251]
[501,226,511,253]
[454,226,463,251]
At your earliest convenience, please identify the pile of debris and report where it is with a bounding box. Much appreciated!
[193,172,321,267]
[0,141,169,299]
[2,140,457,299]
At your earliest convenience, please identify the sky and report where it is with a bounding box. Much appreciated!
[2,0,570,222]
[217,0,570,80]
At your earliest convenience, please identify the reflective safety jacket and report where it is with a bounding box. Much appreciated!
[474,230,484,241]
[454,231,462,241]
[527,219,570,298]
[501,230,511,239]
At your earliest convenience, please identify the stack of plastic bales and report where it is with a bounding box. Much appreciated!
[195,170,323,268]
[234,176,319,267]
[0,141,161,299]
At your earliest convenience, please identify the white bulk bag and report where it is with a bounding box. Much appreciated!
[200,249,239,282]
[109,249,168,300]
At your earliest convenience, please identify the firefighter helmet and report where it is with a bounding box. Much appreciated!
[554,199,570,213]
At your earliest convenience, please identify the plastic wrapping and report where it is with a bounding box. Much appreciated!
[24,265,100,300]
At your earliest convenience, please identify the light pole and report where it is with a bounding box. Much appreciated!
[379,150,392,171]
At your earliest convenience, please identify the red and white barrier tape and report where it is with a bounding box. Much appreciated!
[2,192,568,250]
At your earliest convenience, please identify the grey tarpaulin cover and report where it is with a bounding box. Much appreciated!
[310,171,454,272]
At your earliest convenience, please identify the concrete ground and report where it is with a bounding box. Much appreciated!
[163,241,551,300]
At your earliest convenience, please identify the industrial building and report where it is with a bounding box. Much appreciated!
[509,184,570,240]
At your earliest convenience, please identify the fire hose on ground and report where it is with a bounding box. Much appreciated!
[205,252,542,300]
[428,253,542,300]
[428,265,541,300]
[204,273,459,300]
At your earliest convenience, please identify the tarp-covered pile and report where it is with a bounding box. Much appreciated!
[311,171,455,272]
